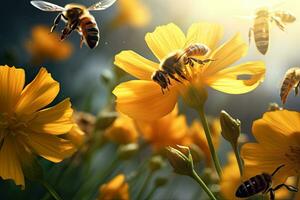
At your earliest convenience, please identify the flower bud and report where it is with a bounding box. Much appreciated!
[117,143,139,160]
[165,145,194,176]
[267,102,282,112]
[220,110,241,147]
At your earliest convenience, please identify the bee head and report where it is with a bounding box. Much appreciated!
[256,7,269,16]
[151,70,169,89]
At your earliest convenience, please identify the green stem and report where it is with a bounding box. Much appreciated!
[191,170,217,200]
[197,108,222,178]
[42,181,63,200]
[136,171,153,200]
[144,185,158,200]
[233,144,244,176]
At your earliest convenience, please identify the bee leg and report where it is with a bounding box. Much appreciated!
[268,189,275,200]
[174,67,187,80]
[190,58,214,65]
[80,36,84,48]
[248,27,253,45]
[168,73,182,83]
[273,184,298,192]
[295,81,300,96]
[272,16,285,31]
[51,13,62,33]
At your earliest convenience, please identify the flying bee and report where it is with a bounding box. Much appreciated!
[30,0,117,49]
[236,165,298,200]
[151,43,213,93]
[239,6,296,55]
[280,67,300,104]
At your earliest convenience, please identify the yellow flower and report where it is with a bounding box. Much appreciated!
[25,25,73,63]
[0,66,75,188]
[65,124,85,148]
[111,0,150,28]
[220,153,294,200]
[135,108,189,151]
[98,174,130,200]
[241,109,300,186]
[188,118,221,166]
[113,22,266,121]
[105,114,138,144]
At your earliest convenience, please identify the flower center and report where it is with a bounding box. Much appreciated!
[0,113,28,142]
[285,145,300,172]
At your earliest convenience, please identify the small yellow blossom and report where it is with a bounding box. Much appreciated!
[98,174,130,200]
[111,0,150,28]
[188,118,221,166]
[242,109,300,185]
[113,22,266,121]
[25,25,73,63]
[105,114,138,144]
[221,153,294,200]
[0,65,75,188]
[135,108,189,151]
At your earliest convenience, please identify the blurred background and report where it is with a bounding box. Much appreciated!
[1,0,300,199]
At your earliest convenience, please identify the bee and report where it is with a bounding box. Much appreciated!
[235,165,298,200]
[30,0,117,49]
[280,67,300,104]
[248,7,296,55]
[151,43,213,93]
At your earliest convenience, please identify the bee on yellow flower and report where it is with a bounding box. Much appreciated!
[241,109,300,188]
[113,22,266,121]
[0,65,75,188]
[25,25,73,64]
[98,174,130,200]
[105,114,138,145]
[111,0,150,28]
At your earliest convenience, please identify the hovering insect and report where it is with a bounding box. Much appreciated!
[151,43,213,93]
[248,7,296,55]
[280,67,300,104]
[235,165,298,200]
[30,0,117,49]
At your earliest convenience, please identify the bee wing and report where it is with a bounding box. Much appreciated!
[88,0,117,11]
[30,1,65,12]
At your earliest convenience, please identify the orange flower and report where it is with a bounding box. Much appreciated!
[0,66,75,188]
[111,0,150,28]
[136,108,189,151]
[25,25,73,63]
[242,109,300,185]
[113,22,266,121]
[98,174,130,200]
[188,118,221,166]
[105,114,138,144]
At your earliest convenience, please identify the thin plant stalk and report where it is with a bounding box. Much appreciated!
[233,145,244,176]
[191,170,217,200]
[42,181,62,200]
[198,107,222,177]
[136,171,153,200]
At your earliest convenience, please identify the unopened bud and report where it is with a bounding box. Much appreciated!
[188,144,204,164]
[267,102,282,112]
[149,156,165,172]
[117,143,139,160]
[165,145,194,176]
[220,110,241,147]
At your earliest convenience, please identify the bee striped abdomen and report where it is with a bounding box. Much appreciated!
[280,68,300,104]
[80,17,99,49]
[184,43,209,57]
[236,175,269,197]
[254,15,269,55]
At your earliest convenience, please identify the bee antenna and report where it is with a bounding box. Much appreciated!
[271,164,285,177]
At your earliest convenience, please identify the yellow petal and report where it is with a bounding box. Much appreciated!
[203,33,248,75]
[15,67,59,116]
[0,66,25,113]
[255,110,300,136]
[145,23,186,61]
[114,50,158,80]
[28,99,74,135]
[206,61,266,94]
[27,132,75,163]
[185,22,223,50]
[0,136,25,188]
[113,80,178,121]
